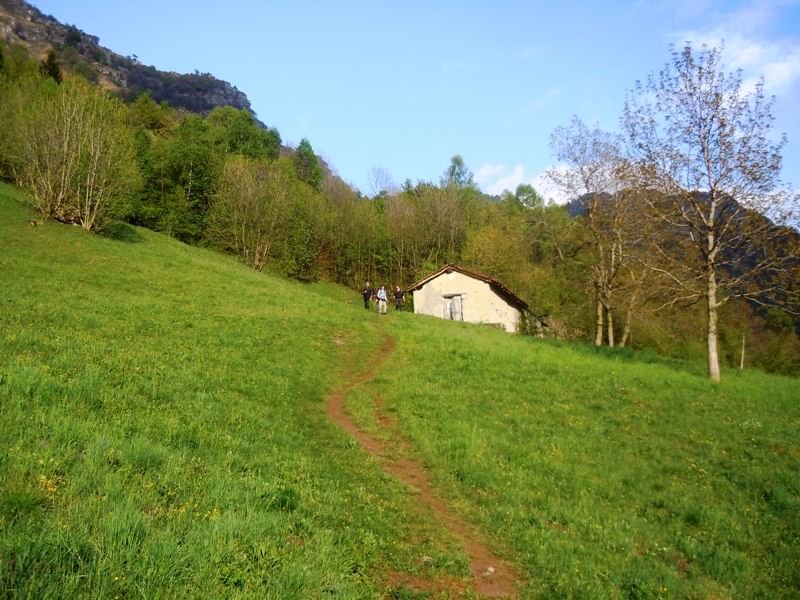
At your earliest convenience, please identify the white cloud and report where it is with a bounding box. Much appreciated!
[475,163,526,196]
[676,3,800,94]
[474,163,507,186]
[475,163,571,203]
[761,48,800,91]
[532,167,570,204]
[506,86,562,121]
[486,165,526,196]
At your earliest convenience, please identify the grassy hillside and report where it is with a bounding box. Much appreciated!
[360,319,799,598]
[0,183,420,598]
[1,182,798,598]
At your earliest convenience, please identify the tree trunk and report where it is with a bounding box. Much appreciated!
[707,271,721,382]
[620,290,637,348]
[595,285,604,346]
[739,333,745,371]
[606,307,615,348]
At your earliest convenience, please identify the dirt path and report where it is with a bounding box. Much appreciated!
[327,332,520,598]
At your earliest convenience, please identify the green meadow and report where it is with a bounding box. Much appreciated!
[1,181,798,598]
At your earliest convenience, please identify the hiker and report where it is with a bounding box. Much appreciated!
[376,285,388,314]
[361,282,373,309]
[393,285,405,311]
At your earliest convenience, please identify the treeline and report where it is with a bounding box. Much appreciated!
[0,41,798,376]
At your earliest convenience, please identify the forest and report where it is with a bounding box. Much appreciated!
[0,39,798,379]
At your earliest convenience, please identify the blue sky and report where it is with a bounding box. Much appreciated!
[32,1,800,199]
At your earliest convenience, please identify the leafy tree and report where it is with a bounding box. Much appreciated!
[384,191,419,284]
[514,184,544,210]
[441,154,476,190]
[39,49,61,83]
[320,189,387,287]
[206,106,280,160]
[417,183,468,265]
[279,192,325,282]
[462,222,529,293]
[209,155,326,281]
[161,114,219,241]
[523,203,594,338]
[758,309,800,375]
[623,43,799,381]
[125,91,175,132]
[209,156,295,270]
[0,42,42,82]
[127,112,220,241]
[127,129,171,229]
[317,175,376,285]
[292,138,323,190]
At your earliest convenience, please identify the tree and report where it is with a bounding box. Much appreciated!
[318,175,380,286]
[292,138,322,191]
[546,116,635,347]
[175,116,221,236]
[210,156,295,271]
[417,183,469,266]
[3,75,137,230]
[39,50,61,84]
[73,83,139,230]
[367,165,395,198]
[520,201,594,339]
[385,192,417,283]
[210,155,326,281]
[125,91,175,132]
[440,154,476,190]
[462,222,529,292]
[514,184,544,210]
[206,106,280,160]
[623,43,799,381]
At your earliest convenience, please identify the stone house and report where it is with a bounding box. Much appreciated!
[405,264,529,333]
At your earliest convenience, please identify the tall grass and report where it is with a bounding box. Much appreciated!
[366,315,799,598]
[0,184,440,598]
[2,181,798,598]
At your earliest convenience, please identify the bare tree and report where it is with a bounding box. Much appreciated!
[367,165,396,198]
[623,43,799,381]
[211,156,294,271]
[546,116,635,347]
[385,193,416,284]
[4,75,137,230]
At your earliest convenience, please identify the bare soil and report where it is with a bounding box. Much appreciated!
[327,332,521,598]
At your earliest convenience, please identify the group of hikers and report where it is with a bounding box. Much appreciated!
[361,282,405,314]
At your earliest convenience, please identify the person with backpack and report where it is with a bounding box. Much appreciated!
[393,285,405,311]
[361,282,373,309]
[376,285,388,314]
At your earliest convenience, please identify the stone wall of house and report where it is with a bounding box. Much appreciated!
[412,270,520,332]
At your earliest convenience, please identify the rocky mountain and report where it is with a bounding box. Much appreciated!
[0,0,253,114]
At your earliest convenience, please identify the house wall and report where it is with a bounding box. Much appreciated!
[412,270,521,332]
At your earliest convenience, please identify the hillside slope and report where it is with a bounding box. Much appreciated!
[1,184,798,598]
[0,184,411,598]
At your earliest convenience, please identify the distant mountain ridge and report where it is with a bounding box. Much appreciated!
[0,0,254,115]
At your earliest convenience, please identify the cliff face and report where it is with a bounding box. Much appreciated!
[0,0,78,55]
[0,0,252,113]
